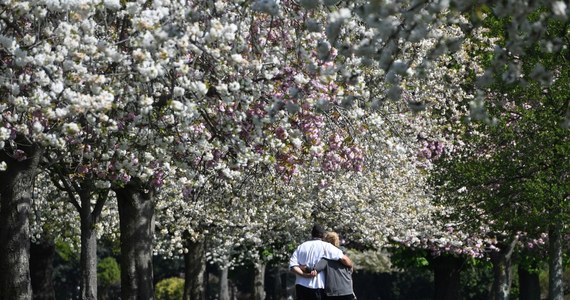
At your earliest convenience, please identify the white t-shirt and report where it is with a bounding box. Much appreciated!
[289,239,344,289]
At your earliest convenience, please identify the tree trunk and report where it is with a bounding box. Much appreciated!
[519,264,540,300]
[79,208,98,300]
[0,142,42,300]
[548,224,563,300]
[183,237,206,300]
[30,239,55,300]
[54,177,108,300]
[432,255,462,300]
[278,268,289,299]
[489,237,518,300]
[115,182,155,300]
[219,266,229,300]
[205,263,212,299]
[253,261,266,300]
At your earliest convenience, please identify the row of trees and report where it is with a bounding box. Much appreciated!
[1,0,568,299]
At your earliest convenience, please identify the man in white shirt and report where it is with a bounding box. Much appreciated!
[289,224,353,300]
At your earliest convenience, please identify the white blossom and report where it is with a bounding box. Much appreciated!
[552,1,567,20]
[103,0,121,10]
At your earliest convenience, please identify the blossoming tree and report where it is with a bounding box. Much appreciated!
[2,1,567,299]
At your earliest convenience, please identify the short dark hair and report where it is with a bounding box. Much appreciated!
[311,224,326,238]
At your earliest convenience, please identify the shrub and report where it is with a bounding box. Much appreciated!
[156,277,184,300]
[98,257,120,287]
[98,257,121,300]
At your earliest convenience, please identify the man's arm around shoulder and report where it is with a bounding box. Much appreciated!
[340,254,353,271]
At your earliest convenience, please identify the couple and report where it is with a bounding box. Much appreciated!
[289,224,357,300]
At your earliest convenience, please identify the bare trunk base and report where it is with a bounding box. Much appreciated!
[80,220,98,300]
[30,240,55,300]
[432,255,462,300]
[0,143,42,300]
[219,266,229,300]
[115,183,155,300]
[490,237,518,300]
[183,237,206,300]
[549,225,563,300]
[519,265,540,300]
[253,262,266,300]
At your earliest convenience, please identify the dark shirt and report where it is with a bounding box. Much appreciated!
[314,257,354,296]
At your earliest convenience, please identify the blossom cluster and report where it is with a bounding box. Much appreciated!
[0,0,530,267]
